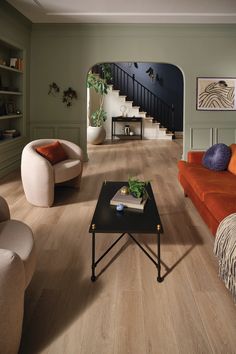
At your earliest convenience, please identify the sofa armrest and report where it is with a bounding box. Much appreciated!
[187,151,205,164]
[0,196,10,222]
[0,249,25,353]
[60,140,84,162]
[21,144,54,207]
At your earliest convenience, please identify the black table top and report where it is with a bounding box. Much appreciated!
[89,181,163,234]
[112,116,142,122]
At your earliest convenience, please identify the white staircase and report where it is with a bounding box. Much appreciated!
[103,85,174,140]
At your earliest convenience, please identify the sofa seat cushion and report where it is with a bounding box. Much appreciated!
[178,161,236,201]
[204,193,236,223]
[178,160,204,172]
[54,159,82,184]
[0,220,35,288]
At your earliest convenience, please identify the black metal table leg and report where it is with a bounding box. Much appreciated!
[91,229,96,282]
[157,226,163,282]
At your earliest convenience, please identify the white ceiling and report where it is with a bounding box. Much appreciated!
[6,0,236,24]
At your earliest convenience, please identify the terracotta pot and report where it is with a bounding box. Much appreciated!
[87,126,106,145]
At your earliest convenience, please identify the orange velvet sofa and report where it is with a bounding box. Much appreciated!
[178,151,236,236]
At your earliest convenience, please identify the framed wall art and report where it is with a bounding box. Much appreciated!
[196,77,236,111]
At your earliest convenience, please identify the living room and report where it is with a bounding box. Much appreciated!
[0,0,236,353]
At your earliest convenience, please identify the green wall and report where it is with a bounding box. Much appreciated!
[30,24,236,159]
[0,1,31,177]
[1,1,236,173]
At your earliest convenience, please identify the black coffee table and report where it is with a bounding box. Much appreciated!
[89,181,164,282]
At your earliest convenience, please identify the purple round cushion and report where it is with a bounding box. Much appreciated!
[202,143,231,171]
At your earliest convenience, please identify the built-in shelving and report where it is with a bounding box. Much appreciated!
[0,90,22,95]
[0,114,22,120]
[0,63,23,74]
[0,136,22,145]
[0,38,24,142]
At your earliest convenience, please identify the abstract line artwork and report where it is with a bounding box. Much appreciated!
[197,78,236,111]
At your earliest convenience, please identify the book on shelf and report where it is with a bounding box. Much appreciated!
[110,186,147,210]
[2,129,20,138]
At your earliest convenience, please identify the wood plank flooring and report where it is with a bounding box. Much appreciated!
[1,139,236,354]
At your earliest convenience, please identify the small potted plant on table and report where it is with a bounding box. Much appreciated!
[128,177,149,199]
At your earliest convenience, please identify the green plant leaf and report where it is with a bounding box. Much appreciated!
[128,177,148,198]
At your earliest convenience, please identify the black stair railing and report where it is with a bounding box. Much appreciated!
[93,63,175,133]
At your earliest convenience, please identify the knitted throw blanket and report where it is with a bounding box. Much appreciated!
[214,213,236,303]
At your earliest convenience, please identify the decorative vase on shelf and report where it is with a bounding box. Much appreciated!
[124,125,130,135]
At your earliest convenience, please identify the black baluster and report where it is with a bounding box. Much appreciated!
[132,74,135,101]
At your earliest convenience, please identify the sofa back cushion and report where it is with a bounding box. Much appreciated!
[202,143,231,171]
[228,144,236,175]
[35,140,68,165]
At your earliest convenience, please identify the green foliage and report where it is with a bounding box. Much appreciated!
[100,64,112,83]
[87,70,111,127]
[128,178,148,198]
[90,108,107,127]
[87,73,109,96]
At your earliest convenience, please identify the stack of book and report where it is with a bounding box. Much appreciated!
[16,58,23,71]
[3,129,20,139]
[110,186,147,210]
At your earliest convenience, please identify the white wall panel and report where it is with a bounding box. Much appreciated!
[190,128,213,150]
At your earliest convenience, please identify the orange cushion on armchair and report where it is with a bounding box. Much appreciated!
[228,144,236,175]
[36,140,68,165]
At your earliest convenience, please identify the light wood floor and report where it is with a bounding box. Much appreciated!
[1,139,236,354]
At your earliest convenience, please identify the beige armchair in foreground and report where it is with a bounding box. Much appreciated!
[21,139,83,207]
[0,196,35,354]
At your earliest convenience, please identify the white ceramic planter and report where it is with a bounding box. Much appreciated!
[87,126,106,145]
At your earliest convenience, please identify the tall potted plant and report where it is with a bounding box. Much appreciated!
[87,65,111,144]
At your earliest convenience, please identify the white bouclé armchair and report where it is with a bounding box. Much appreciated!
[21,139,83,207]
[0,196,35,353]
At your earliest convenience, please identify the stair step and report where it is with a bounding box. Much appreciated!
[159,127,167,131]
[125,101,134,107]
[119,95,127,99]
[139,111,147,115]
[132,106,140,109]
[143,117,153,123]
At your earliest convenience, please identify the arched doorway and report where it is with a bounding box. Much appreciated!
[87,62,184,146]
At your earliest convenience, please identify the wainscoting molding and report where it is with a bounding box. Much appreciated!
[30,122,80,142]
[190,127,236,151]
[30,121,88,160]
[190,128,213,150]
[215,128,236,145]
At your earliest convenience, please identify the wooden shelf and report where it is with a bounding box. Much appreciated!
[0,64,23,73]
[0,114,22,120]
[0,136,22,145]
[0,90,22,95]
